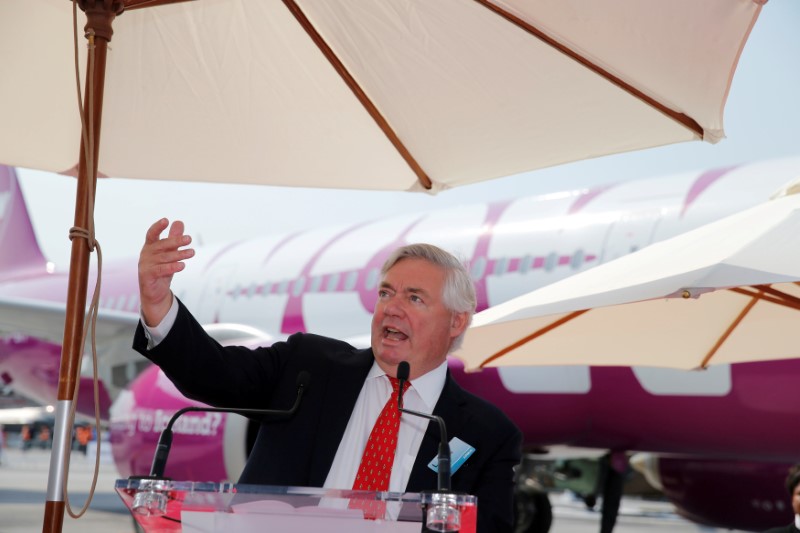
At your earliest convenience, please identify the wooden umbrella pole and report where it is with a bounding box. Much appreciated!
[42,3,122,533]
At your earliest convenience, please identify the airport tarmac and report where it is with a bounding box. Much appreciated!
[0,447,743,533]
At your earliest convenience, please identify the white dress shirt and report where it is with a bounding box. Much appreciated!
[323,360,445,492]
[141,295,180,349]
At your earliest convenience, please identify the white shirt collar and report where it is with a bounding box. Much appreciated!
[366,359,447,411]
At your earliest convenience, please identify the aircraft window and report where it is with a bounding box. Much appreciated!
[292,277,307,297]
[326,272,340,292]
[111,364,128,388]
[344,271,358,291]
[365,268,379,290]
[570,249,585,269]
[276,280,289,294]
[247,283,257,298]
[544,252,557,272]
[494,257,508,275]
[261,281,272,295]
[520,255,533,274]
[309,276,322,293]
[470,257,486,280]
[231,284,241,299]
[134,360,150,377]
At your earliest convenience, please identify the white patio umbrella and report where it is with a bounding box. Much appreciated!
[1,0,763,192]
[0,1,767,531]
[457,189,800,371]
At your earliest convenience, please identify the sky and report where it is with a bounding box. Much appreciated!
[15,0,800,268]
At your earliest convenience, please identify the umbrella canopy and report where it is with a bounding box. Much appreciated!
[457,190,800,371]
[1,0,763,192]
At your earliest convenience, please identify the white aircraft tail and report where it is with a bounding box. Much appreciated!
[0,166,48,280]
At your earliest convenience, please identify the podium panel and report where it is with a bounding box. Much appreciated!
[116,479,477,533]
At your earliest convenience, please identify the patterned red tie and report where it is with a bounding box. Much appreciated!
[350,375,410,519]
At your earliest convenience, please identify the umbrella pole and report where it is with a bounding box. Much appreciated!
[42,3,120,533]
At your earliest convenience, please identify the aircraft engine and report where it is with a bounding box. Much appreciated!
[632,453,795,531]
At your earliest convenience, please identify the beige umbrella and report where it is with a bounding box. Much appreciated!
[0,1,766,531]
[1,0,763,192]
[457,190,800,372]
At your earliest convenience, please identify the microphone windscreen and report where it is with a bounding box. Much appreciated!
[296,370,311,389]
[397,361,410,381]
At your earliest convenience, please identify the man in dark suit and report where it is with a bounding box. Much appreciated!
[134,218,522,532]
[764,464,800,533]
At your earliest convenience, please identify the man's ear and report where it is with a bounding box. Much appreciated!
[450,311,468,339]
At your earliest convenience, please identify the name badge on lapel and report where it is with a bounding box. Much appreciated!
[428,437,476,474]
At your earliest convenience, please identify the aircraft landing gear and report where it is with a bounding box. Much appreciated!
[513,451,631,533]
[514,455,554,532]
[598,452,627,533]
[514,489,553,533]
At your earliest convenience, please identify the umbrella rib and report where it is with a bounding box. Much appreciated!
[480,309,588,368]
[729,284,800,311]
[699,291,761,369]
[472,0,704,139]
[281,0,433,190]
[124,0,190,9]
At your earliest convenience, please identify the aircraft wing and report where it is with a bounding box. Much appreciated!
[0,295,284,352]
[0,296,139,346]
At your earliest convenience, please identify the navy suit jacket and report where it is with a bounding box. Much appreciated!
[763,524,800,533]
[133,299,522,532]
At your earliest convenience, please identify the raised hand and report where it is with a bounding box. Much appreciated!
[138,218,194,326]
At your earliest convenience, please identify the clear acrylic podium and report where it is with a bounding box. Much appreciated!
[116,478,477,532]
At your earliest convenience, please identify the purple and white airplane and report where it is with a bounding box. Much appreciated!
[1,157,800,531]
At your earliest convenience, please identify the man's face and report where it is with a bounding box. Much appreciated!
[370,258,468,379]
[792,483,800,515]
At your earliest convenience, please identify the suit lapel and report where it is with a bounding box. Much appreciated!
[308,348,374,486]
[407,371,469,492]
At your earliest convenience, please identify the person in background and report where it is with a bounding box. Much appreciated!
[75,425,91,455]
[20,424,32,451]
[764,464,800,533]
[37,424,51,449]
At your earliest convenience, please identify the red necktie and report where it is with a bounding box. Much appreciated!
[350,376,410,519]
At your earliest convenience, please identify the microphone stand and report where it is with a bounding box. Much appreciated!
[398,407,451,492]
[131,371,310,516]
[396,362,460,532]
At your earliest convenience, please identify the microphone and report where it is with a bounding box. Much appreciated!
[396,362,451,492]
[397,361,409,409]
[148,370,311,479]
[131,371,311,517]
[396,362,460,532]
